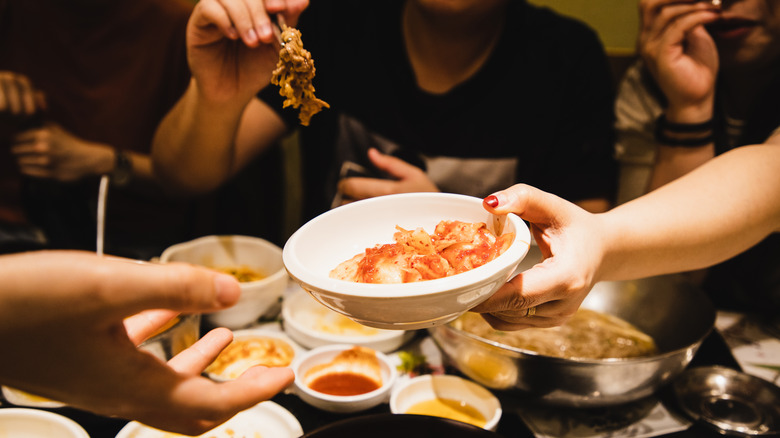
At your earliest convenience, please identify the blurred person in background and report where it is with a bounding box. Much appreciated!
[613,0,780,319]
[0,0,218,259]
[473,144,780,330]
[153,0,619,228]
[0,250,293,435]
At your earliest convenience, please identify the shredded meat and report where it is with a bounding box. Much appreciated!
[271,25,329,126]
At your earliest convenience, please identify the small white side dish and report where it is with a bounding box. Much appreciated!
[283,193,531,330]
[205,328,304,381]
[290,344,397,413]
[2,386,66,409]
[282,288,415,353]
[0,408,89,438]
[390,374,502,431]
[114,401,303,438]
[160,235,288,329]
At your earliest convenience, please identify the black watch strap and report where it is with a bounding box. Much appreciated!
[111,149,132,187]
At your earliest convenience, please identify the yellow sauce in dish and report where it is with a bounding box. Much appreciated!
[406,397,487,428]
[216,265,266,283]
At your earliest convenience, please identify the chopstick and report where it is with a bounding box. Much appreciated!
[271,14,286,47]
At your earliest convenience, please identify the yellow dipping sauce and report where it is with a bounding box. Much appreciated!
[406,397,487,428]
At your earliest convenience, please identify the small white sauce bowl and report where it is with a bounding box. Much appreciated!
[290,344,397,413]
[390,374,502,431]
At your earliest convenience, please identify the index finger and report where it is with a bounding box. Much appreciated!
[484,184,577,227]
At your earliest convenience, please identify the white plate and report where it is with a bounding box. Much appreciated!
[2,386,66,408]
[115,401,303,438]
[205,328,305,381]
[0,408,88,438]
[282,288,415,353]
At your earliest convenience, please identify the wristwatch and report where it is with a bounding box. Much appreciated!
[111,149,133,187]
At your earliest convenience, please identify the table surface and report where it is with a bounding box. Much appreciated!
[2,327,766,438]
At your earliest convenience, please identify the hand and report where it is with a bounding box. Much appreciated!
[470,184,605,331]
[337,148,438,204]
[0,71,46,117]
[187,0,309,105]
[638,0,720,121]
[0,251,294,435]
[10,123,114,182]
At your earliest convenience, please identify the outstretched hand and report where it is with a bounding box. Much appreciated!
[470,184,606,331]
[0,251,294,435]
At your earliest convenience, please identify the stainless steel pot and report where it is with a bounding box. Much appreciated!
[428,274,716,407]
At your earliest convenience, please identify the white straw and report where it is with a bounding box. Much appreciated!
[97,174,109,257]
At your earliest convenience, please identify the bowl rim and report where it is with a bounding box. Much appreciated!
[283,193,531,299]
[160,234,288,287]
[291,343,398,402]
[301,413,502,437]
[389,374,502,430]
[282,288,408,345]
[0,408,89,437]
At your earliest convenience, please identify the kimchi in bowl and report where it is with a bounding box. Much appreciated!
[282,193,531,330]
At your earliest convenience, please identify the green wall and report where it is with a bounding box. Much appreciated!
[527,0,639,55]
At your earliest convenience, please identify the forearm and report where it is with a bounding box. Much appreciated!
[598,145,780,281]
[647,144,714,190]
[152,79,248,195]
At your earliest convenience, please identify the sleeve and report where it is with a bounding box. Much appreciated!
[614,60,665,204]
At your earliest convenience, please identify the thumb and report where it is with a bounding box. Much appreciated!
[100,256,242,317]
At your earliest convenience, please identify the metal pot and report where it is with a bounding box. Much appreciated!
[428,274,716,407]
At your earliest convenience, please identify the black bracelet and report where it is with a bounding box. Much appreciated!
[656,114,714,133]
[654,114,714,147]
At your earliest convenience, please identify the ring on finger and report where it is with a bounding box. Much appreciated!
[526,306,537,317]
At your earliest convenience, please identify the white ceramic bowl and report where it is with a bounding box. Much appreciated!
[0,408,89,438]
[205,328,304,381]
[114,401,303,438]
[160,235,288,329]
[290,344,397,413]
[283,193,531,330]
[390,375,502,431]
[282,288,415,353]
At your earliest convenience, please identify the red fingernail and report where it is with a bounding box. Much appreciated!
[484,195,499,208]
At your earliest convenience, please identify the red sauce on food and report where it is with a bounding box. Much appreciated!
[307,372,381,396]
